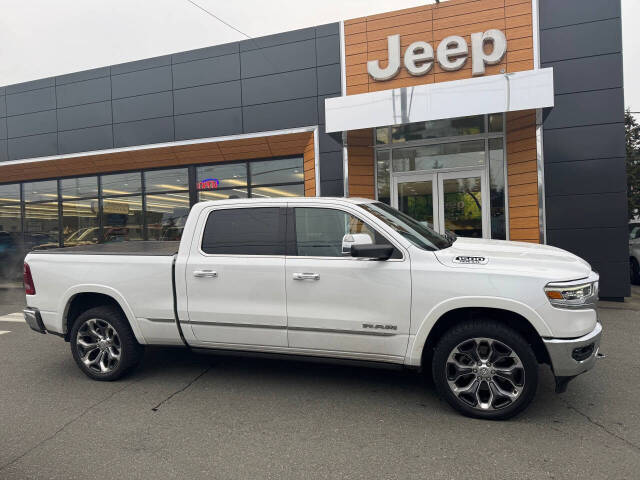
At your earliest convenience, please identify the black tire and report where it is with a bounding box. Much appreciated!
[631,258,640,285]
[70,305,144,381]
[431,319,538,420]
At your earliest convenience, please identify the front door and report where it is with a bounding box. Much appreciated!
[392,169,489,238]
[285,204,411,361]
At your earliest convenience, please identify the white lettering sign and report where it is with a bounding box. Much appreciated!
[367,30,507,81]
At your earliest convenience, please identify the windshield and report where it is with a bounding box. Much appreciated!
[360,202,452,251]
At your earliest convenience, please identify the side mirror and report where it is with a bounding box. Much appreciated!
[351,244,395,260]
[342,233,373,256]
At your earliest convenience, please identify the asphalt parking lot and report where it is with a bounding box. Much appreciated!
[1,287,639,479]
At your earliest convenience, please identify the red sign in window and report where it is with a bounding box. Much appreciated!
[197,178,219,190]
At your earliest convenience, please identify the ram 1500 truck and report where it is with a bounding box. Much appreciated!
[23,198,602,420]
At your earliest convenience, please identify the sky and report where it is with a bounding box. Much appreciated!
[0,0,638,112]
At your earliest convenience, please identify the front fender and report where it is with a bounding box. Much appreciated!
[405,296,552,367]
[58,284,147,345]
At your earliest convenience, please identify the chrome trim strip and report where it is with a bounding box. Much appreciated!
[181,320,286,330]
[288,326,396,337]
[0,126,319,167]
[145,318,177,324]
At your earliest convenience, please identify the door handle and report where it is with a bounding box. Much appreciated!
[293,272,320,281]
[193,270,218,278]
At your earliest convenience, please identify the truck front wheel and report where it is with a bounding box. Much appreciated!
[431,319,538,420]
[70,306,144,381]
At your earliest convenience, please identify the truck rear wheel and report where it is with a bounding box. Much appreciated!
[70,306,144,381]
[431,319,538,420]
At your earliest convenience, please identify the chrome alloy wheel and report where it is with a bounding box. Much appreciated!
[76,318,121,374]
[445,337,525,411]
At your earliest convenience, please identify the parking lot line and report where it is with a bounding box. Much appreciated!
[0,331,10,335]
[0,312,24,323]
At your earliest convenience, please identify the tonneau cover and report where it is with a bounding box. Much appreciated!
[29,241,179,256]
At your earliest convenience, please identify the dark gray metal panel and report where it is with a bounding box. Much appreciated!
[172,42,239,64]
[588,260,629,298]
[56,67,110,86]
[543,88,624,130]
[0,140,7,162]
[318,94,340,125]
[317,64,341,95]
[242,97,317,133]
[544,54,623,95]
[315,23,339,38]
[172,54,240,89]
[545,191,627,230]
[8,133,57,160]
[111,66,172,99]
[539,0,620,30]
[113,117,174,148]
[58,125,113,154]
[56,77,111,108]
[112,91,173,123]
[239,27,315,52]
[0,87,5,96]
[57,101,112,131]
[0,96,5,117]
[173,81,241,115]
[6,87,56,116]
[6,78,55,95]
[540,18,622,63]
[7,110,57,138]
[543,123,625,163]
[319,151,343,181]
[318,126,341,153]
[110,55,172,76]
[545,157,626,196]
[174,108,242,140]
[242,69,317,105]
[546,227,628,264]
[320,179,344,197]
[316,35,340,66]
[0,118,6,140]
[240,39,316,78]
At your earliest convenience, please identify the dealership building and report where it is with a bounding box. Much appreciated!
[0,0,628,298]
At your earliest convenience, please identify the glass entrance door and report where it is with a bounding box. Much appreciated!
[392,170,489,238]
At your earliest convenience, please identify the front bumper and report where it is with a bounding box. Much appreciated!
[24,307,46,334]
[543,322,602,379]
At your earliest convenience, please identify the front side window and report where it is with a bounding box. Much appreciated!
[201,207,285,255]
[293,207,392,258]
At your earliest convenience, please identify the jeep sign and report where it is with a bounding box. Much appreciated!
[367,30,507,81]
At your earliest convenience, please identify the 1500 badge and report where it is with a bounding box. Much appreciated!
[453,256,488,265]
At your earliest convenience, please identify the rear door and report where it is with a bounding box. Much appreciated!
[285,203,412,361]
[185,205,288,348]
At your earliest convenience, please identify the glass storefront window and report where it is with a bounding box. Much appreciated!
[391,115,485,143]
[101,172,142,196]
[489,113,504,133]
[392,140,485,173]
[60,176,98,199]
[24,180,58,203]
[102,196,143,242]
[198,189,248,202]
[146,192,191,241]
[489,138,506,240]
[376,150,391,204]
[0,184,23,284]
[63,199,99,246]
[197,163,247,189]
[144,168,189,193]
[376,127,390,145]
[252,183,303,198]
[25,202,60,250]
[250,158,304,185]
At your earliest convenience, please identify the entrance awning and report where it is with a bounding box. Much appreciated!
[325,68,554,133]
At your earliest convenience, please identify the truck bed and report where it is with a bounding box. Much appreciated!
[29,241,180,256]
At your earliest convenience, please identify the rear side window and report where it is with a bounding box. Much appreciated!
[201,207,285,255]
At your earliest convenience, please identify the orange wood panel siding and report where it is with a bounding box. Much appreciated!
[347,129,375,198]
[0,131,315,184]
[344,0,534,94]
[506,110,539,243]
[303,133,316,196]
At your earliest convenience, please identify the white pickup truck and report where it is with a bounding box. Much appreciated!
[23,198,602,420]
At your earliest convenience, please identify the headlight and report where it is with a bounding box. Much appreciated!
[544,280,598,309]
